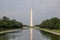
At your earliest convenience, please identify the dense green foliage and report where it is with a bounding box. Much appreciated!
[0,16,23,30]
[23,25,29,27]
[39,17,60,29]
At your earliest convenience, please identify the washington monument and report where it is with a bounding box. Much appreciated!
[30,8,33,40]
[30,8,33,26]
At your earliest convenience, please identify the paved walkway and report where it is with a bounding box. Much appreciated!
[0,29,21,34]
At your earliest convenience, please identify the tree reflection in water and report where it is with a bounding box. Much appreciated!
[40,30,60,40]
[0,34,7,40]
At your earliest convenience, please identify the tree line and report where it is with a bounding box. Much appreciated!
[0,16,23,30]
[39,17,60,29]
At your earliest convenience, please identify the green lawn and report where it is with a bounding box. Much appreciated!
[51,30,60,33]
[39,28,60,34]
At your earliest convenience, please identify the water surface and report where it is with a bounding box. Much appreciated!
[0,29,60,40]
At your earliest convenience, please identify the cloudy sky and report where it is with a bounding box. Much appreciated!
[0,0,60,25]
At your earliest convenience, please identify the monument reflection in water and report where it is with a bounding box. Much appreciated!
[0,29,60,40]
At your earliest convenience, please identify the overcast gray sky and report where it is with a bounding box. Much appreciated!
[0,0,60,25]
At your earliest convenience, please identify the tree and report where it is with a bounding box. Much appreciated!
[39,17,60,29]
[0,16,23,30]
[49,17,59,29]
[39,19,50,28]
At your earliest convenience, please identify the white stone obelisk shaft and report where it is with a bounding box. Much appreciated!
[30,8,33,26]
[30,8,33,40]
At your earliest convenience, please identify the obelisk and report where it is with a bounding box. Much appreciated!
[30,8,33,40]
[30,8,33,26]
